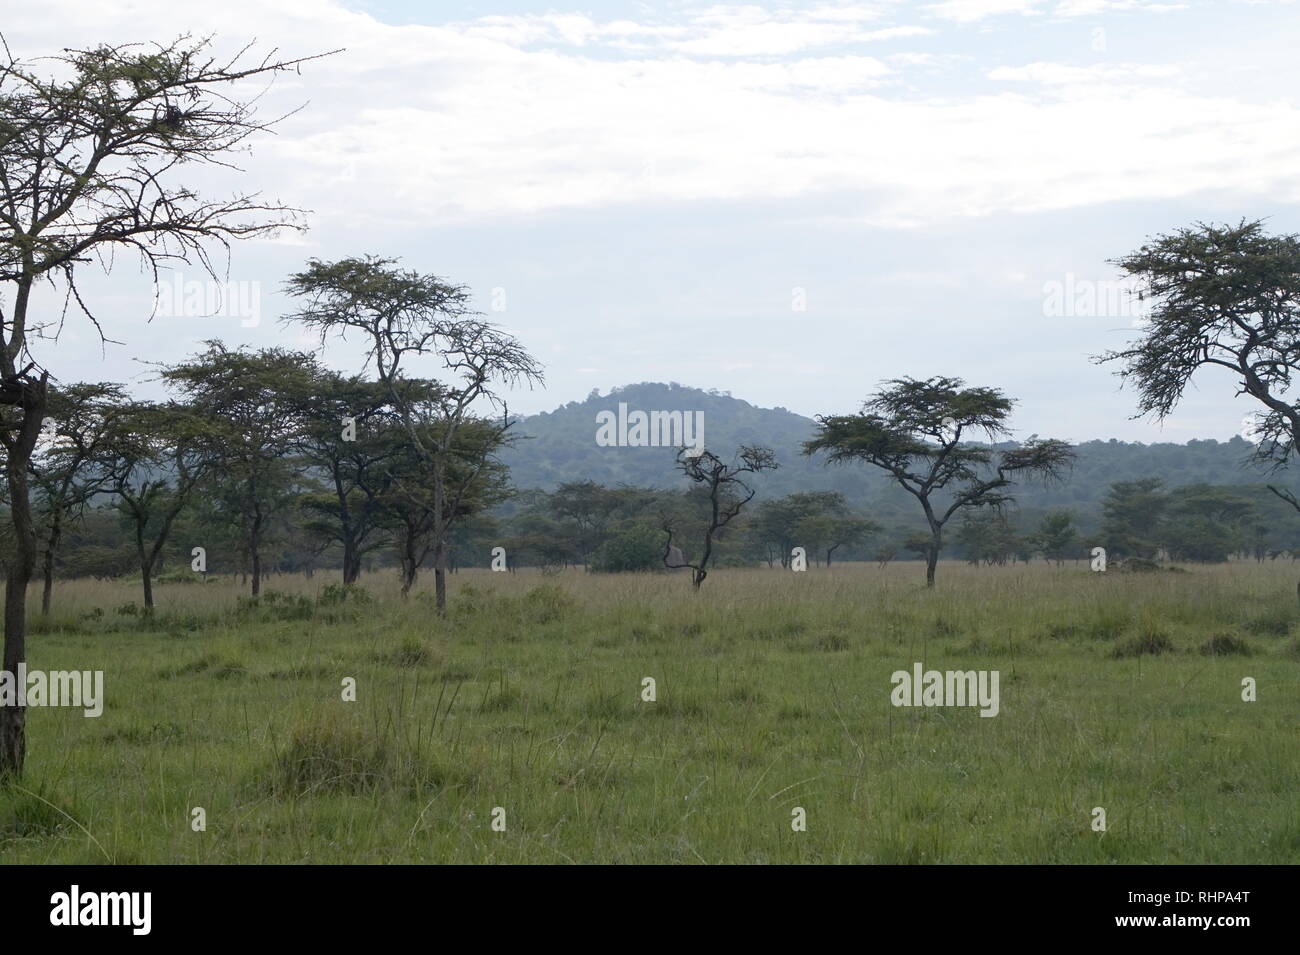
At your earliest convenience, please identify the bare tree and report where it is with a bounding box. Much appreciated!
[662,445,777,590]
[0,35,325,779]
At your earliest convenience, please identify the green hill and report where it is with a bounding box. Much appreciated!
[501,381,1294,511]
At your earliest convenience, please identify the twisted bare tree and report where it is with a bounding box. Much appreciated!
[661,445,777,590]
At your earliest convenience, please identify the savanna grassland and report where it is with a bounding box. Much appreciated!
[1,560,1297,864]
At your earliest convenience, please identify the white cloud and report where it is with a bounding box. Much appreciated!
[925,0,1185,20]
[457,5,929,57]
[988,61,1183,86]
[1053,1,1188,14]
[924,0,1045,23]
[5,0,1298,232]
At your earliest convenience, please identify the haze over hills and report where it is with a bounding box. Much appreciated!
[501,382,1297,512]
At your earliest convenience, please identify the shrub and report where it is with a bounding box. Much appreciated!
[1112,628,1174,658]
[814,632,850,652]
[930,617,960,639]
[591,522,664,573]
[272,720,392,797]
[0,784,88,839]
[1085,610,1130,640]
[317,584,373,607]
[1119,557,1160,573]
[155,569,210,584]
[379,637,436,667]
[1243,606,1295,637]
[521,585,576,624]
[236,590,313,621]
[1200,634,1252,656]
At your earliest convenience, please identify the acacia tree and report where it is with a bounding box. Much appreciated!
[291,371,397,585]
[0,36,318,779]
[1098,220,1300,576]
[661,445,777,590]
[751,493,811,568]
[162,344,317,596]
[798,509,878,567]
[284,256,543,614]
[103,401,214,609]
[752,490,877,568]
[1100,478,1166,559]
[379,415,512,595]
[32,382,125,614]
[1033,511,1079,566]
[804,377,1074,586]
[549,480,621,569]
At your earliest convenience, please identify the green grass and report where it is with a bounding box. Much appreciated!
[1,560,1298,863]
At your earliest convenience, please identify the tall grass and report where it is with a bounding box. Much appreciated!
[1,559,1297,863]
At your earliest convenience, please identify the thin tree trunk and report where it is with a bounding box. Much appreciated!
[135,520,155,610]
[434,542,447,607]
[40,514,61,615]
[399,523,419,596]
[433,468,448,614]
[141,558,155,610]
[925,532,941,587]
[400,542,417,596]
[342,535,358,585]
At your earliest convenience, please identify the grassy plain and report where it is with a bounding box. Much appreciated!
[1,560,1297,864]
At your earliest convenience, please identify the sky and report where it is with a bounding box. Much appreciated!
[5,0,1300,444]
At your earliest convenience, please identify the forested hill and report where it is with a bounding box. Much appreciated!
[500,381,1299,508]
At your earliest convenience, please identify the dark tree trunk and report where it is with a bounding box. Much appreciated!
[433,467,448,614]
[399,522,420,597]
[40,513,61,615]
[141,559,155,610]
[400,545,418,596]
[925,535,941,587]
[342,536,355,584]
[1,372,49,781]
[922,505,943,588]
[692,529,714,590]
[134,522,155,610]
[342,534,362,585]
[433,539,447,610]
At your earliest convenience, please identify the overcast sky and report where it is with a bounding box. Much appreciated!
[6,0,1300,443]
